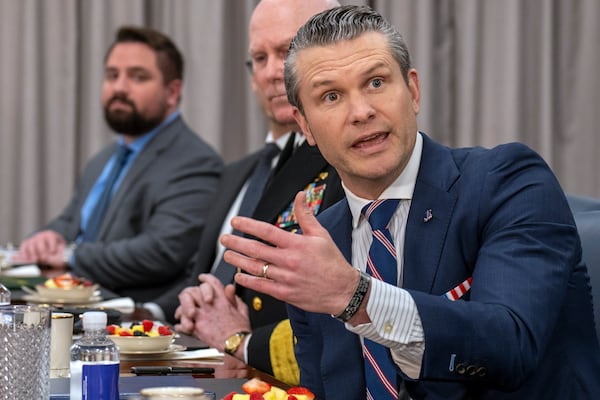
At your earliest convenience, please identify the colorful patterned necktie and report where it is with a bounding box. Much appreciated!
[362,199,403,399]
[83,144,131,242]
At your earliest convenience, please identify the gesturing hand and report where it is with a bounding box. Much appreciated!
[221,191,360,316]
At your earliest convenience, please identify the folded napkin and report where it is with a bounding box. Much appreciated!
[93,296,136,313]
[120,347,223,361]
[3,264,41,277]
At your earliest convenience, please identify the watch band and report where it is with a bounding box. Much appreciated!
[333,271,371,322]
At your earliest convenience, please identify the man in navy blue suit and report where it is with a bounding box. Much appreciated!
[221,5,600,399]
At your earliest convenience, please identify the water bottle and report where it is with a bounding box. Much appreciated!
[70,311,120,400]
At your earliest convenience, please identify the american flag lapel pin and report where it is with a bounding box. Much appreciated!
[423,209,433,222]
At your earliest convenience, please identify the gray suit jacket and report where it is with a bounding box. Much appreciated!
[44,115,223,302]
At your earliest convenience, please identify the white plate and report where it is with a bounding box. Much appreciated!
[22,293,103,305]
[119,343,186,356]
[35,284,98,301]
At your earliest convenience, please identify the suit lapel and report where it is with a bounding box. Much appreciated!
[97,116,184,238]
[271,131,296,176]
[402,134,460,292]
[321,199,353,262]
[191,154,259,277]
[218,153,260,214]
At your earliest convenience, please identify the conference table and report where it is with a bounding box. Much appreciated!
[4,268,291,399]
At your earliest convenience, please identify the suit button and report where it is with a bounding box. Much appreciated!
[477,366,487,377]
[466,365,478,376]
[455,363,466,375]
[383,323,393,334]
[252,296,262,311]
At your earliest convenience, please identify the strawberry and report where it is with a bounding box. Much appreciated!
[249,393,265,400]
[157,325,172,336]
[287,396,298,400]
[142,319,154,332]
[54,273,75,288]
[223,391,236,400]
[106,325,117,335]
[242,378,271,394]
[287,387,315,400]
[118,330,133,336]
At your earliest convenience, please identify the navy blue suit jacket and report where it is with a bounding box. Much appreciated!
[288,134,600,399]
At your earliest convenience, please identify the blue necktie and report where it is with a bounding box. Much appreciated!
[83,144,132,242]
[214,142,280,284]
[362,199,404,399]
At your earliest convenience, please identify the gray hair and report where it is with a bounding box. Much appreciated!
[284,5,412,114]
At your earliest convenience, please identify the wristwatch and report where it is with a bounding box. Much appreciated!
[224,331,250,356]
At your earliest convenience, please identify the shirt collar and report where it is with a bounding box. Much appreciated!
[344,131,423,228]
[265,131,300,151]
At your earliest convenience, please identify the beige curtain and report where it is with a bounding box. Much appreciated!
[382,0,600,196]
[0,0,598,243]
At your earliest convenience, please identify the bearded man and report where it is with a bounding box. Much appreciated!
[16,26,223,302]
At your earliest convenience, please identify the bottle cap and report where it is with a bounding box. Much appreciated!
[82,311,107,331]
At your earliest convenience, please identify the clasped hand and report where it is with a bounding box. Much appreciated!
[13,230,68,269]
[174,273,250,353]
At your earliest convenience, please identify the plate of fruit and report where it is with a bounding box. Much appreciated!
[23,273,100,303]
[108,320,179,354]
[224,378,315,400]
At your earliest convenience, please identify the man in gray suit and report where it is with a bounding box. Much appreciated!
[16,26,223,302]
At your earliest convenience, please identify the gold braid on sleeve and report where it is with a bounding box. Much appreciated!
[269,319,300,386]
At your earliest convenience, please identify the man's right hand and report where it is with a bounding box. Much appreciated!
[15,230,66,265]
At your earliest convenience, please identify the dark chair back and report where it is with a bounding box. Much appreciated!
[567,194,600,343]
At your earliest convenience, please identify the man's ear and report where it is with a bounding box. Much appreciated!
[167,79,183,107]
[293,107,316,146]
[407,69,421,114]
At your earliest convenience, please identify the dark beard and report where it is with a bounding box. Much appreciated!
[104,96,164,136]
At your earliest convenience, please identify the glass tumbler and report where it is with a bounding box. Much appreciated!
[0,245,14,304]
[0,304,51,399]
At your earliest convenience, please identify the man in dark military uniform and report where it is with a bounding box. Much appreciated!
[147,0,343,386]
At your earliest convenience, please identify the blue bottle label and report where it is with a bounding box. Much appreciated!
[82,363,120,400]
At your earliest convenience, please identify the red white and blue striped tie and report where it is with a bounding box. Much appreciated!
[362,199,403,400]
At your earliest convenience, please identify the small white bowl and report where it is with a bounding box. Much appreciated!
[110,334,174,353]
[35,284,98,301]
